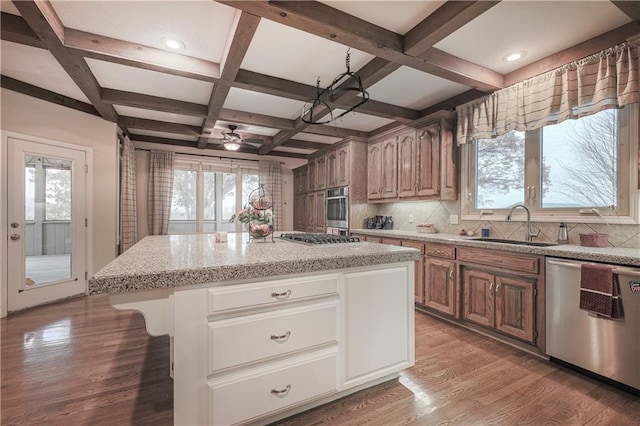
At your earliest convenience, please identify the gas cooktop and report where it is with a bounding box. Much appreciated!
[279,233,360,244]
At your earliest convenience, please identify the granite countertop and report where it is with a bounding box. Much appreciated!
[351,229,640,267]
[89,233,421,295]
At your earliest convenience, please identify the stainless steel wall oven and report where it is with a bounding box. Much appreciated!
[326,187,348,232]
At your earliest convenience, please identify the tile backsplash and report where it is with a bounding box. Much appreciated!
[351,201,640,249]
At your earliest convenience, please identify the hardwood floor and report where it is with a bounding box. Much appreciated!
[2,296,639,425]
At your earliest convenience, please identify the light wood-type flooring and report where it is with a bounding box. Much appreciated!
[2,295,639,425]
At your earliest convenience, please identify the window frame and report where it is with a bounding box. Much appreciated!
[168,155,258,234]
[461,103,639,224]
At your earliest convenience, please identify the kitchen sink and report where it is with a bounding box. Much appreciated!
[469,237,557,247]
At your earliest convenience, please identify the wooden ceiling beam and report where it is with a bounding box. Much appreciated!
[199,12,261,147]
[282,139,331,150]
[102,88,208,117]
[65,28,220,83]
[129,133,308,159]
[1,12,45,49]
[303,125,368,139]
[13,1,118,122]
[219,1,504,91]
[404,1,500,55]
[611,1,640,21]
[504,21,640,86]
[217,108,294,130]
[1,75,99,117]
[119,116,202,136]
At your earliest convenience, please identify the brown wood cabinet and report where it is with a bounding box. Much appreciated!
[367,138,397,200]
[293,193,305,230]
[425,257,456,316]
[401,240,425,304]
[367,112,457,202]
[327,145,349,188]
[293,166,307,194]
[459,247,538,344]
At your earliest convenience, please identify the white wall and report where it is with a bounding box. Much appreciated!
[1,89,118,315]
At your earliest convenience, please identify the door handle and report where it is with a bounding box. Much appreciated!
[489,282,494,293]
[10,222,19,228]
[10,234,21,241]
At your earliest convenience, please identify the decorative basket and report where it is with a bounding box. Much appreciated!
[416,224,436,234]
[579,233,609,247]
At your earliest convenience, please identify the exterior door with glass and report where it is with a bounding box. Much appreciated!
[7,137,86,311]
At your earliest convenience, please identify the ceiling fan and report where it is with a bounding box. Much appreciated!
[214,125,263,151]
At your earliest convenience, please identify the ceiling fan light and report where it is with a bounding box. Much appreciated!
[223,140,241,151]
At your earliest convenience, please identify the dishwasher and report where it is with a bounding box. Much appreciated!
[546,257,640,391]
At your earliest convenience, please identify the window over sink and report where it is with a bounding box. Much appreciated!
[463,104,638,223]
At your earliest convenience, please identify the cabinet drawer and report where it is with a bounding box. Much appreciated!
[457,247,539,274]
[425,244,455,259]
[401,240,425,254]
[208,302,337,373]
[207,275,338,314]
[382,238,402,246]
[208,352,337,426]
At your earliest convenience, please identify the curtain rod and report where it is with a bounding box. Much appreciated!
[132,147,284,165]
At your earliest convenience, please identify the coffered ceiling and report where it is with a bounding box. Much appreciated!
[1,1,639,163]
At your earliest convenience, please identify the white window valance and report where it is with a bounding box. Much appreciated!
[456,42,639,144]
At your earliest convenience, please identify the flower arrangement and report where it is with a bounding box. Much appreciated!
[230,206,274,238]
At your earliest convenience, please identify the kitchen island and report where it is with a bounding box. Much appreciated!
[90,233,420,425]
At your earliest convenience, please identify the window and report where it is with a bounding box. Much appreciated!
[464,104,638,223]
[168,157,259,234]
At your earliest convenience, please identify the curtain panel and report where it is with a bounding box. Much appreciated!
[148,150,175,235]
[456,42,639,144]
[119,136,137,253]
[258,161,282,231]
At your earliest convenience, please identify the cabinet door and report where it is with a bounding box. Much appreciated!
[462,269,494,328]
[367,144,382,199]
[401,241,425,304]
[335,146,350,187]
[308,158,317,191]
[416,124,440,197]
[294,194,305,231]
[327,151,338,188]
[397,130,417,198]
[316,155,327,190]
[380,139,397,199]
[495,276,535,343]
[314,191,325,232]
[343,265,414,388]
[305,193,316,232]
[425,258,456,316]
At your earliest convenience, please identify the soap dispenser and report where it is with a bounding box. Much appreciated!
[557,222,569,244]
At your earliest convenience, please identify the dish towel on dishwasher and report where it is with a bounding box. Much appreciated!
[579,264,623,319]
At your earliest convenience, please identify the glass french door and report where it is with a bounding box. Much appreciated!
[7,137,86,311]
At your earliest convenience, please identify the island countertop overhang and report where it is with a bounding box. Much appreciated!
[89,233,421,295]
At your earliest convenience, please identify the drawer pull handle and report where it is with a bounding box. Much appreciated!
[271,385,291,396]
[270,331,291,341]
[271,290,291,298]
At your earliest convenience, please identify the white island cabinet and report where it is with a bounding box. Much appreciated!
[89,234,418,425]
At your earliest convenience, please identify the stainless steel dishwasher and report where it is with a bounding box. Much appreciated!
[546,257,640,391]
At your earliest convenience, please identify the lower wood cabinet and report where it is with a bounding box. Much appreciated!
[425,257,456,316]
[462,267,536,343]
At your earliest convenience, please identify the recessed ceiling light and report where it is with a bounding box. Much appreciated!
[502,51,526,62]
[163,38,185,50]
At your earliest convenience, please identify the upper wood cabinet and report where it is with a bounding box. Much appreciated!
[367,137,397,200]
[293,166,308,194]
[367,112,457,202]
[308,155,327,191]
[327,145,350,188]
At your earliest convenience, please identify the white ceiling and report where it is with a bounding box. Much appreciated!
[1,0,636,163]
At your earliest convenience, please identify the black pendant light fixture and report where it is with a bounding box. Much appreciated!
[301,49,370,125]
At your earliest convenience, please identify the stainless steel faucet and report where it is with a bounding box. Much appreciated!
[506,204,540,242]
